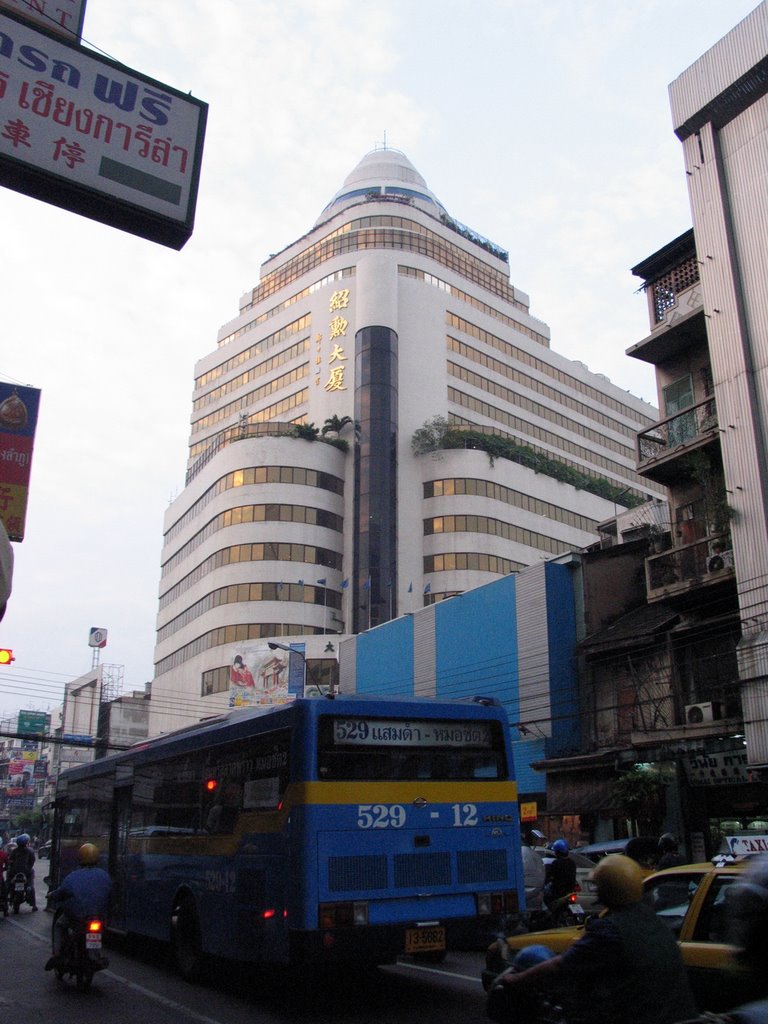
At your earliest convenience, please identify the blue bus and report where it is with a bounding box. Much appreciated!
[51,694,523,976]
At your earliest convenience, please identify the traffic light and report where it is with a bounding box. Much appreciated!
[0,648,14,665]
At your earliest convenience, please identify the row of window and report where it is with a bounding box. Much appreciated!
[191,363,309,436]
[194,314,311,392]
[166,465,344,544]
[424,551,525,574]
[448,361,634,460]
[155,622,324,678]
[188,389,308,461]
[248,216,513,307]
[425,513,574,556]
[424,477,598,534]
[159,542,343,611]
[448,336,638,441]
[157,581,343,645]
[399,266,537,337]
[162,502,344,578]
[193,339,309,413]
[447,313,655,426]
[448,388,648,489]
[224,267,354,345]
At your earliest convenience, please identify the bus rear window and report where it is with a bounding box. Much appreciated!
[317,716,508,781]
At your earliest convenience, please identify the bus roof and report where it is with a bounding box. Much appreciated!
[56,693,508,785]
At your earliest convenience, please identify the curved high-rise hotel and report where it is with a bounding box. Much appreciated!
[150,149,661,733]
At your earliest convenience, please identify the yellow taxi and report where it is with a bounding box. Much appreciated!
[485,854,762,1013]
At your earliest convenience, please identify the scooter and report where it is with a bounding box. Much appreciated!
[486,942,565,1024]
[545,890,586,928]
[47,912,109,991]
[10,871,35,913]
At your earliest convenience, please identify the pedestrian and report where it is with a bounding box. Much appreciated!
[657,833,686,870]
[493,853,697,1024]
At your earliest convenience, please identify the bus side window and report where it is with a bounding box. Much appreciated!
[205,781,242,834]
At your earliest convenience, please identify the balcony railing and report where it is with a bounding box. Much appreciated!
[637,396,718,468]
[646,532,734,599]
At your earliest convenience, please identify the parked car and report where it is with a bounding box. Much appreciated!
[574,835,660,871]
[488,856,761,1013]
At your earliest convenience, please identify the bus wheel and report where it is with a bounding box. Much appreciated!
[171,897,203,982]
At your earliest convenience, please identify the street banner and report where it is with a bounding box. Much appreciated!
[0,382,40,542]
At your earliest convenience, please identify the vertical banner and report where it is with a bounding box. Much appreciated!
[0,382,40,541]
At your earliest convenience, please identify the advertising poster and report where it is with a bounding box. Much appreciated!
[0,382,40,541]
[228,643,298,708]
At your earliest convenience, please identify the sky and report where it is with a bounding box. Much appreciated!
[0,0,761,721]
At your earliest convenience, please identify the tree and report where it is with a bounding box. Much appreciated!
[291,422,320,441]
[411,415,450,455]
[611,765,665,835]
[321,415,352,437]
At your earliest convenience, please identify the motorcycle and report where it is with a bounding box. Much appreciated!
[10,871,35,913]
[48,913,109,991]
[486,942,565,1024]
[544,890,586,929]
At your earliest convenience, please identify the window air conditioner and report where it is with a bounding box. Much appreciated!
[685,702,723,725]
[707,549,734,573]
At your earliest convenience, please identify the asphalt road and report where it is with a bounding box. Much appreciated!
[2,872,491,1024]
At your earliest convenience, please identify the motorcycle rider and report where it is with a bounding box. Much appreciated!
[45,843,112,971]
[543,838,577,910]
[656,833,686,870]
[494,853,696,1024]
[8,833,37,910]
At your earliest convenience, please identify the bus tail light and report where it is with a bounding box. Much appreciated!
[319,901,368,928]
[477,891,519,916]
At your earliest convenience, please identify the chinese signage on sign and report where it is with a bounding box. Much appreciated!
[0,381,40,542]
[0,10,207,248]
[0,0,86,41]
[314,289,351,393]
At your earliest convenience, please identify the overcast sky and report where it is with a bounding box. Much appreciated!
[0,0,759,720]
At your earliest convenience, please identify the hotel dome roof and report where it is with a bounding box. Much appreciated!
[317,148,446,223]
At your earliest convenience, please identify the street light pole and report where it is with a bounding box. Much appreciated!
[267,642,336,698]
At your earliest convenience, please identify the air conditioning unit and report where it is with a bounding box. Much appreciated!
[685,702,723,725]
[707,549,734,573]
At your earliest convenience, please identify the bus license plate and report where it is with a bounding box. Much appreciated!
[405,926,445,953]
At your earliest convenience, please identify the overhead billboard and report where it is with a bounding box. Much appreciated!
[0,0,86,42]
[0,9,207,249]
[0,382,40,542]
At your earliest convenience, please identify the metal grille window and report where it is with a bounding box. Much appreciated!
[651,257,700,323]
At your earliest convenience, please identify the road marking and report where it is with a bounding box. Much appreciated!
[13,917,228,1024]
[393,960,483,984]
[103,972,229,1024]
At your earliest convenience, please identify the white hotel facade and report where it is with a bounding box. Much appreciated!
[150,149,662,734]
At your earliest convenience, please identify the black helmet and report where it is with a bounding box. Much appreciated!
[727,854,768,971]
[659,833,678,852]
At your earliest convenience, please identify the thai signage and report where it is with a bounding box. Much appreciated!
[17,709,47,734]
[0,0,86,41]
[0,9,207,248]
[0,382,40,542]
[683,747,751,786]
